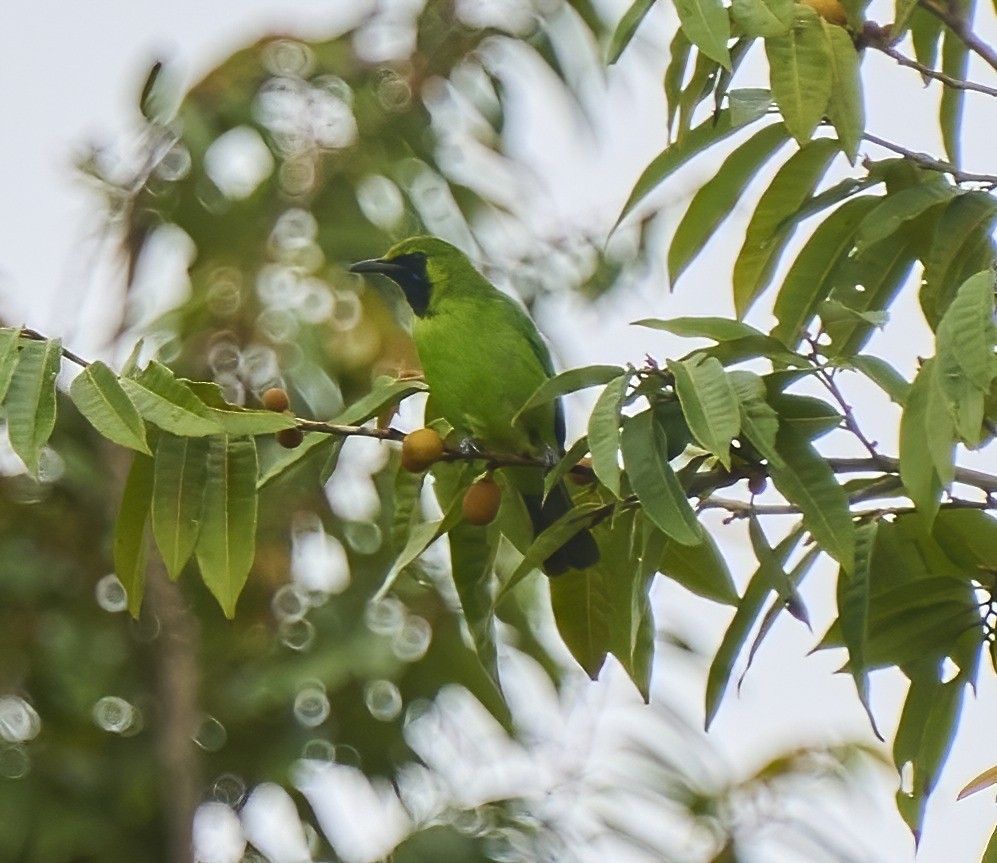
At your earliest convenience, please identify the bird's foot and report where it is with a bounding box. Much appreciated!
[458,437,487,457]
[539,445,559,471]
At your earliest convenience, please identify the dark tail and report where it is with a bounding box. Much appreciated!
[524,482,600,576]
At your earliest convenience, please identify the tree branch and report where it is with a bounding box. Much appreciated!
[863,132,997,186]
[20,327,90,368]
[918,0,997,74]
[874,41,997,97]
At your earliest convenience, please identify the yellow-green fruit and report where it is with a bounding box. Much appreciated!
[462,477,501,526]
[801,0,848,25]
[401,427,445,473]
[262,387,290,412]
[276,427,304,449]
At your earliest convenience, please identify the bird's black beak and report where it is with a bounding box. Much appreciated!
[349,253,432,317]
[349,258,405,278]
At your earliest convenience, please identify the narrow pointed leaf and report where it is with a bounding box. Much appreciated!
[588,374,629,497]
[674,0,731,67]
[449,520,502,691]
[659,525,738,603]
[669,356,740,469]
[899,360,945,524]
[551,565,610,679]
[851,355,910,405]
[114,452,154,618]
[121,361,221,436]
[621,410,701,545]
[855,182,956,254]
[733,138,839,316]
[939,25,969,166]
[729,88,773,125]
[544,435,591,499]
[821,19,864,162]
[515,365,624,424]
[769,427,855,571]
[152,434,209,579]
[668,123,789,285]
[765,7,832,144]
[608,0,657,63]
[772,195,879,347]
[195,436,258,618]
[663,29,693,134]
[6,338,62,476]
[618,109,759,226]
[729,369,781,464]
[70,361,151,454]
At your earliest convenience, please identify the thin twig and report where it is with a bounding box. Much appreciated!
[863,132,997,187]
[918,0,997,74]
[19,328,91,368]
[875,42,997,97]
[699,495,993,519]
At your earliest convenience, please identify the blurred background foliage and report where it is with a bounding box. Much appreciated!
[0,1,883,861]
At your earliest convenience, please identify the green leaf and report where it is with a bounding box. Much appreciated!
[939,23,970,166]
[337,377,428,425]
[771,195,879,347]
[667,125,788,286]
[114,452,154,618]
[854,182,957,254]
[768,393,841,439]
[635,316,767,341]
[544,435,591,499]
[764,7,832,144]
[674,0,731,67]
[6,338,62,476]
[0,328,22,404]
[257,434,337,490]
[70,361,151,454]
[729,369,781,463]
[732,138,839,317]
[375,508,462,602]
[731,0,793,36]
[728,88,773,125]
[892,0,919,36]
[152,434,208,580]
[588,374,629,497]
[608,511,654,698]
[899,359,946,524]
[514,364,624,425]
[910,6,943,71]
[621,410,702,545]
[706,525,802,727]
[934,270,996,445]
[663,29,693,135]
[769,426,855,572]
[851,355,911,405]
[121,361,221,437]
[932,510,997,571]
[551,564,610,679]
[921,192,997,329]
[838,519,880,736]
[669,356,740,469]
[821,19,864,162]
[449,520,502,691]
[677,52,723,139]
[659,524,739,603]
[195,436,259,618]
[608,0,657,63]
[184,381,298,435]
[618,109,759,226]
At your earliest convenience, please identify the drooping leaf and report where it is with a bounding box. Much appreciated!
[732,138,839,317]
[909,6,943,71]
[588,374,629,497]
[184,380,297,435]
[375,507,463,602]
[921,192,997,329]
[706,525,802,727]
[731,0,793,36]
[658,523,739,603]
[6,338,62,476]
[551,562,611,679]
[70,361,151,454]
[838,519,881,736]
[729,369,781,464]
[673,0,731,67]
[544,435,591,499]
[771,195,879,347]
[121,361,221,437]
[667,123,788,286]
[663,29,693,135]
[621,410,702,545]
[768,392,841,439]
[607,0,657,63]
[851,355,911,405]
[195,436,259,618]
[152,434,209,580]
[769,426,855,572]
[514,364,624,425]
[669,355,741,468]
[728,88,773,125]
[764,6,832,144]
[820,19,864,162]
[449,519,502,691]
[899,359,946,524]
[114,451,155,618]
[677,51,722,140]
[939,23,970,166]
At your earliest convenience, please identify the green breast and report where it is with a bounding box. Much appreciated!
[414,294,557,455]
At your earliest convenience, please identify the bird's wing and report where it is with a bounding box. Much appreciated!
[520,308,566,450]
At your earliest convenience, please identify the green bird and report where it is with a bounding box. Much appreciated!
[350,236,599,575]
